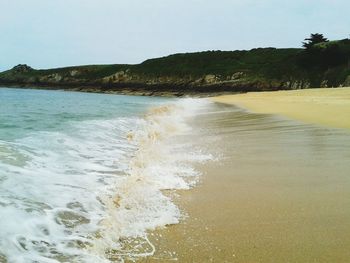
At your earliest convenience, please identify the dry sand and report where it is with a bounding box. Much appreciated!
[138,94,350,263]
[211,87,350,130]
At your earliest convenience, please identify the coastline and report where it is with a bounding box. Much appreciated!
[0,89,213,262]
[141,102,350,262]
[0,84,240,98]
[211,87,350,130]
[2,86,350,261]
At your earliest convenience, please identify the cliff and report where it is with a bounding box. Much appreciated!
[1,39,350,96]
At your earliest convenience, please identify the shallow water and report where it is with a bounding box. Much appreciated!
[143,102,350,262]
[0,88,211,263]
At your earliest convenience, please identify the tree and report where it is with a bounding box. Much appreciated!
[302,33,328,49]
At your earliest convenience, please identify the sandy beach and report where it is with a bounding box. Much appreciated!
[140,90,350,262]
[211,87,350,130]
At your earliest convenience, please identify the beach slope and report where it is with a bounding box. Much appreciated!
[212,87,350,130]
[142,98,350,263]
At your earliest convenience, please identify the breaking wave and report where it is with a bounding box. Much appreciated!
[0,94,212,263]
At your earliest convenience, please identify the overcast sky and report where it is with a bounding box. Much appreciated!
[0,0,349,71]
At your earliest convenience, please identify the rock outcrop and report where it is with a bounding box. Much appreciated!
[11,64,33,73]
[1,42,350,95]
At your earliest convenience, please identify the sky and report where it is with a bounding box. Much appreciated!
[0,0,349,71]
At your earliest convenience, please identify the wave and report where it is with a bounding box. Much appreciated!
[0,98,212,262]
[92,99,213,262]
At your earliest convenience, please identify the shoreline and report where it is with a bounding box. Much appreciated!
[141,101,350,262]
[3,87,350,261]
[211,87,350,130]
[0,84,242,98]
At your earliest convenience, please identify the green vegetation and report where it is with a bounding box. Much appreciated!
[298,36,350,87]
[1,35,350,94]
[134,48,302,79]
[302,33,329,49]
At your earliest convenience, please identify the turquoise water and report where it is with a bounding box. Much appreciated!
[0,88,167,140]
[0,88,210,262]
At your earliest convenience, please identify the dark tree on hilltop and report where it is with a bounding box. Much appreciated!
[302,33,329,49]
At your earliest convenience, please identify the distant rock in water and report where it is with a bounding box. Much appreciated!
[12,64,33,74]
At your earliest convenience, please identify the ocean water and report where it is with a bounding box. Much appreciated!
[0,88,211,263]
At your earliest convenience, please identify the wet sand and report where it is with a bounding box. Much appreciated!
[139,102,350,263]
[211,87,350,130]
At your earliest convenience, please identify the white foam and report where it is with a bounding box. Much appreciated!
[0,98,213,262]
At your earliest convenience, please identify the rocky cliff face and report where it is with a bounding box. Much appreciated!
[344,75,350,86]
[0,64,344,95]
[1,45,349,95]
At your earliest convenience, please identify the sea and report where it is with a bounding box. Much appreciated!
[0,88,212,263]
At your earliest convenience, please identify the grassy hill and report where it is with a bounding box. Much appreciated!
[1,38,350,95]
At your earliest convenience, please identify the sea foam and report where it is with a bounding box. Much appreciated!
[93,98,213,262]
[0,93,212,263]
